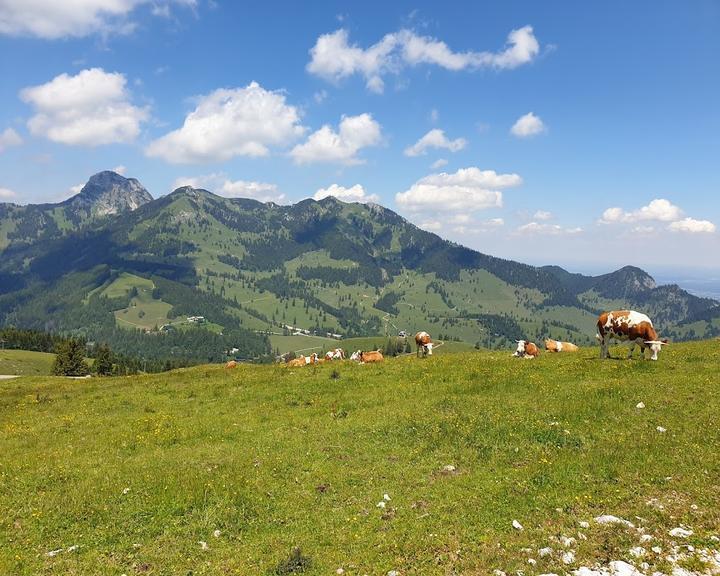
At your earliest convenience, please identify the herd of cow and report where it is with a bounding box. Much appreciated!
[223,309,669,369]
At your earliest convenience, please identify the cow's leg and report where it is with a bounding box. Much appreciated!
[601,335,610,359]
[628,341,635,359]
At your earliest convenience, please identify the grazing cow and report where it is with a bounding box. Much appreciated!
[513,340,540,359]
[597,310,668,360]
[325,348,346,361]
[285,353,319,367]
[544,339,579,353]
[359,350,384,363]
[349,350,362,362]
[225,360,238,369]
[415,331,434,357]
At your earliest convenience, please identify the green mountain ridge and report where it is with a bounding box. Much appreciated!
[1,171,717,363]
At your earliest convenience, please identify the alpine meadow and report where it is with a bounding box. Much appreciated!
[1,2,719,575]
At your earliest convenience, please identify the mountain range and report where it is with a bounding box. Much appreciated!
[1,171,717,362]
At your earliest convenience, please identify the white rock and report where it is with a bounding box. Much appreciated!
[669,527,693,538]
[656,426,666,433]
[442,464,456,473]
[562,551,576,564]
[595,515,635,528]
[639,534,653,543]
[387,571,399,576]
[561,536,577,547]
[539,574,560,576]
[493,571,506,576]
[199,541,209,550]
[336,569,345,575]
[686,545,694,552]
[383,493,391,501]
[46,549,63,557]
[671,568,695,576]
[573,569,606,576]
[512,520,523,530]
[528,559,537,565]
[629,546,646,557]
[689,504,698,510]
[608,560,644,576]
[122,487,130,495]
[640,563,649,571]
[578,532,588,540]
[376,501,386,509]
[538,547,553,557]
[711,535,720,542]
[651,546,662,554]
[636,402,645,409]
[579,521,590,529]
[213,529,221,538]
[67,544,79,552]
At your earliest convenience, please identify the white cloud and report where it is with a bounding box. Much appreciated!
[0,0,196,39]
[668,217,716,234]
[69,183,84,195]
[146,82,305,164]
[290,113,381,165]
[20,68,148,146]
[510,112,545,138]
[419,219,443,232]
[112,165,127,175]
[533,210,552,221]
[313,183,379,203]
[404,128,466,157]
[516,222,582,235]
[396,167,521,212]
[307,25,540,93]
[313,89,328,104]
[599,198,683,224]
[430,158,448,169]
[172,173,285,203]
[0,127,23,152]
[430,108,439,122]
[0,187,17,199]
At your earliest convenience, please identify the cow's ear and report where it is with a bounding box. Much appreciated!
[661,339,669,344]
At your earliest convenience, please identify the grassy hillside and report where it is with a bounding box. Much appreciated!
[1,341,718,575]
[0,349,55,375]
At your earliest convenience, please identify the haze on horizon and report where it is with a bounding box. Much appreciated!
[1,0,718,273]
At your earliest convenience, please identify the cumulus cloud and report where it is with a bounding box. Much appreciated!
[430,158,448,169]
[0,187,17,199]
[112,165,127,175]
[0,127,22,152]
[146,82,305,164]
[533,210,552,220]
[510,112,545,138]
[516,222,582,235]
[599,198,683,224]
[668,217,716,234]
[172,173,285,203]
[290,113,381,165]
[404,129,466,157]
[307,25,540,93]
[313,183,379,203]
[396,167,521,212]
[0,0,196,39]
[20,68,148,146]
[419,220,443,232]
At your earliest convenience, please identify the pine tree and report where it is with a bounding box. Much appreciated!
[94,343,114,376]
[52,339,90,376]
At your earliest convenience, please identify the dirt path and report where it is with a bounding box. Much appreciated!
[0,375,20,380]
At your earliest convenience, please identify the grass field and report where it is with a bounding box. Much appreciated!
[1,341,719,575]
[0,349,55,375]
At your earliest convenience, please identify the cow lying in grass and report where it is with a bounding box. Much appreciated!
[285,353,319,367]
[513,340,540,359]
[350,349,383,363]
[544,339,579,353]
[597,310,668,360]
[324,348,345,360]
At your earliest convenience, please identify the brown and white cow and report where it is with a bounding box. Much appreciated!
[513,340,540,359]
[596,310,668,360]
[544,339,579,353]
[415,331,434,357]
[285,353,319,367]
[359,350,384,363]
[325,348,346,361]
[225,360,238,369]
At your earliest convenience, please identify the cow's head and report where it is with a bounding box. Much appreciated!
[644,339,668,360]
[425,342,433,355]
[514,340,527,356]
[645,338,667,360]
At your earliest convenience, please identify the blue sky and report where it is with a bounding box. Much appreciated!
[1,0,719,274]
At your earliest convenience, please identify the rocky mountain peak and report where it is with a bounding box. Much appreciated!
[67,171,153,217]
